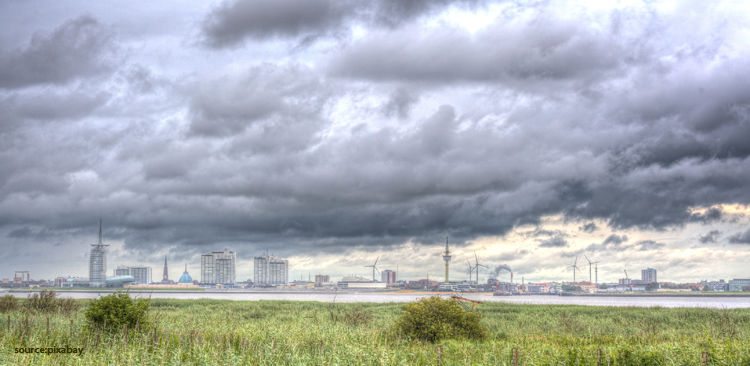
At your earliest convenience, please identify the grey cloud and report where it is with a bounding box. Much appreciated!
[603,234,628,246]
[329,15,623,82]
[4,1,750,282]
[689,207,723,224]
[382,88,419,119]
[200,0,484,48]
[1,86,110,122]
[7,226,32,238]
[538,235,567,248]
[636,240,665,251]
[188,63,329,137]
[0,15,117,89]
[579,222,598,233]
[201,0,352,48]
[523,228,569,238]
[698,230,721,244]
[728,229,750,244]
[586,234,629,252]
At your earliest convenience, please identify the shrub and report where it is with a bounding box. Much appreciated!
[0,294,18,313]
[84,291,150,330]
[396,295,488,343]
[23,290,79,314]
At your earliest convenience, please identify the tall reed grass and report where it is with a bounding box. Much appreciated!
[1,297,748,365]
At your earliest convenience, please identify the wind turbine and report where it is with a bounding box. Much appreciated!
[364,256,380,282]
[474,251,489,285]
[466,260,475,284]
[567,255,582,283]
[583,255,599,283]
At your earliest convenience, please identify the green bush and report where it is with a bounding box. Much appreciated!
[0,294,18,313]
[84,291,150,330]
[23,290,79,314]
[396,295,488,343]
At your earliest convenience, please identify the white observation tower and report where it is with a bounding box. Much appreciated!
[442,236,452,283]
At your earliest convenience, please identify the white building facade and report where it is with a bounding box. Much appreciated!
[254,255,289,286]
[201,249,236,285]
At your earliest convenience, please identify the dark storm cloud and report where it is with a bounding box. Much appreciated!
[728,229,750,244]
[0,15,116,89]
[200,0,485,48]
[579,222,598,233]
[3,1,750,281]
[538,235,567,248]
[698,230,721,244]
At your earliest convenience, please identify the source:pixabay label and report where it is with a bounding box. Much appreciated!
[14,347,84,354]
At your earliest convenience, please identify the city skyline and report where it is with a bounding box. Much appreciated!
[1,1,750,284]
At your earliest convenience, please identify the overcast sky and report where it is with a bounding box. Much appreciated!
[1,0,750,284]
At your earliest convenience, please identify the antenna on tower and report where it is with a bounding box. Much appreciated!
[91,219,109,249]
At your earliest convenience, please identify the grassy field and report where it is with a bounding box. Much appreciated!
[1,296,749,365]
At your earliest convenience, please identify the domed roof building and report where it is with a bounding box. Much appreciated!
[178,264,193,284]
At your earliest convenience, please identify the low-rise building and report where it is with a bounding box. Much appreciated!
[439,283,457,291]
[708,280,728,292]
[727,279,750,292]
[407,279,439,288]
[338,276,386,289]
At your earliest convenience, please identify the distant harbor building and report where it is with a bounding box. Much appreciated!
[114,266,152,285]
[178,264,193,284]
[14,271,30,283]
[641,268,657,283]
[54,277,66,287]
[727,279,750,292]
[201,249,236,285]
[89,220,109,287]
[707,279,728,292]
[254,254,289,286]
[381,270,396,284]
[314,275,330,285]
[338,275,386,289]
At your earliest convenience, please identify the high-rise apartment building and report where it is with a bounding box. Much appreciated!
[314,275,330,284]
[115,266,152,285]
[201,249,236,285]
[254,254,289,286]
[381,270,396,284]
[642,268,657,283]
[14,271,30,282]
[89,220,108,287]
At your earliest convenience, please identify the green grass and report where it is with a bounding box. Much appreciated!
[1,297,749,365]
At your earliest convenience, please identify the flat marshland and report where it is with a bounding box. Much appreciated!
[1,297,749,365]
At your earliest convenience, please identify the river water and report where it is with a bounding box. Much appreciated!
[7,291,750,308]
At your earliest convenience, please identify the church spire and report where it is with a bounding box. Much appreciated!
[162,255,169,282]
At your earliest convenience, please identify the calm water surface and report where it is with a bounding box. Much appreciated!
[9,291,750,308]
